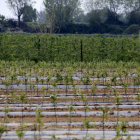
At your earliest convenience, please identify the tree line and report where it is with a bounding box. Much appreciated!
[1,0,140,34]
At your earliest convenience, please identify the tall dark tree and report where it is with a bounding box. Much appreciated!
[6,0,35,28]
[104,8,123,25]
[22,5,37,22]
[126,9,140,25]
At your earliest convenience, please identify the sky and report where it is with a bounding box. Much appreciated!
[0,0,44,19]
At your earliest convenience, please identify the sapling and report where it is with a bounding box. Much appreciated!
[80,89,85,106]
[28,81,35,97]
[90,82,97,103]
[3,81,11,104]
[56,72,63,85]
[132,75,138,95]
[24,78,28,94]
[19,92,26,123]
[113,88,117,96]
[106,94,110,103]
[102,71,106,85]
[32,83,36,95]
[35,108,44,139]
[97,70,102,82]
[83,119,94,140]
[80,73,90,94]
[135,94,140,114]
[10,74,17,92]
[114,93,121,126]
[50,93,57,125]
[33,123,38,140]
[115,123,121,140]
[71,84,78,105]
[105,82,111,96]
[15,80,20,87]
[40,78,45,85]
[102,71,108,98]
[0,124,6,138]
[135,94,140,104]
[126,135,131,140]
[52,81,58,93]
[67,105,73,138]
[69,75,74,86]
[10,74,17,85]
[2,104,10,135]
[123,83,129,101]
[41,86,46,107]
[46,74,51,95]
[10,92,19,104]
[133,123,136,131]
[16,123,27,140]
[71,83,77,96]
[35,76,39,96]
[64,74,69,97]
[111,74,117,86]
[120,120,129,140]
[123,69,129,83]
[100,106,109,139]
[81,94,89,121]
[51,134,58,140]
[117,69,123,85]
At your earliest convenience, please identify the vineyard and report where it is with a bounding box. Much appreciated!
[0,34,140,139]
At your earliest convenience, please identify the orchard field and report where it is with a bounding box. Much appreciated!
[0,34,140,139]
[0,34,140,62]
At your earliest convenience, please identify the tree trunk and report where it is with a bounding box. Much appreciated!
[18,15,21,28]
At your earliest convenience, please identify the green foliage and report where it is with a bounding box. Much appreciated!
[114,93,121,104]
[26,22,45,28]
[16,123,27,139]
[0,34,140,62]
[19,92,26,103]
[51,134,58,140]
[0,124,6,134]
[0,15,5,24]
[83,119,94,129]
[35,108,44,128]
[123,24,139,34]
[0,15,6,32]
[22,5,37,22]
[107,25,123,34]
[127,9,140,26]
[43,0,80,33]
[50,94,57,104]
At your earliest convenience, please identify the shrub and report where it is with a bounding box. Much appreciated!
[7,19,17,28]
[107,25,123,34]
[123,24,139,34]
[59,23,90,34]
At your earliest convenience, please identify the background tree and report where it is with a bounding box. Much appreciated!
[22,5,37,22]
[0,15,5,25]
[43,0,80,33]
[82,0,104,12]
[123,0,140,14]
[104,8,123,25]
[102,0,122,14]
[6,0,35,28]
[37,10,46,22]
